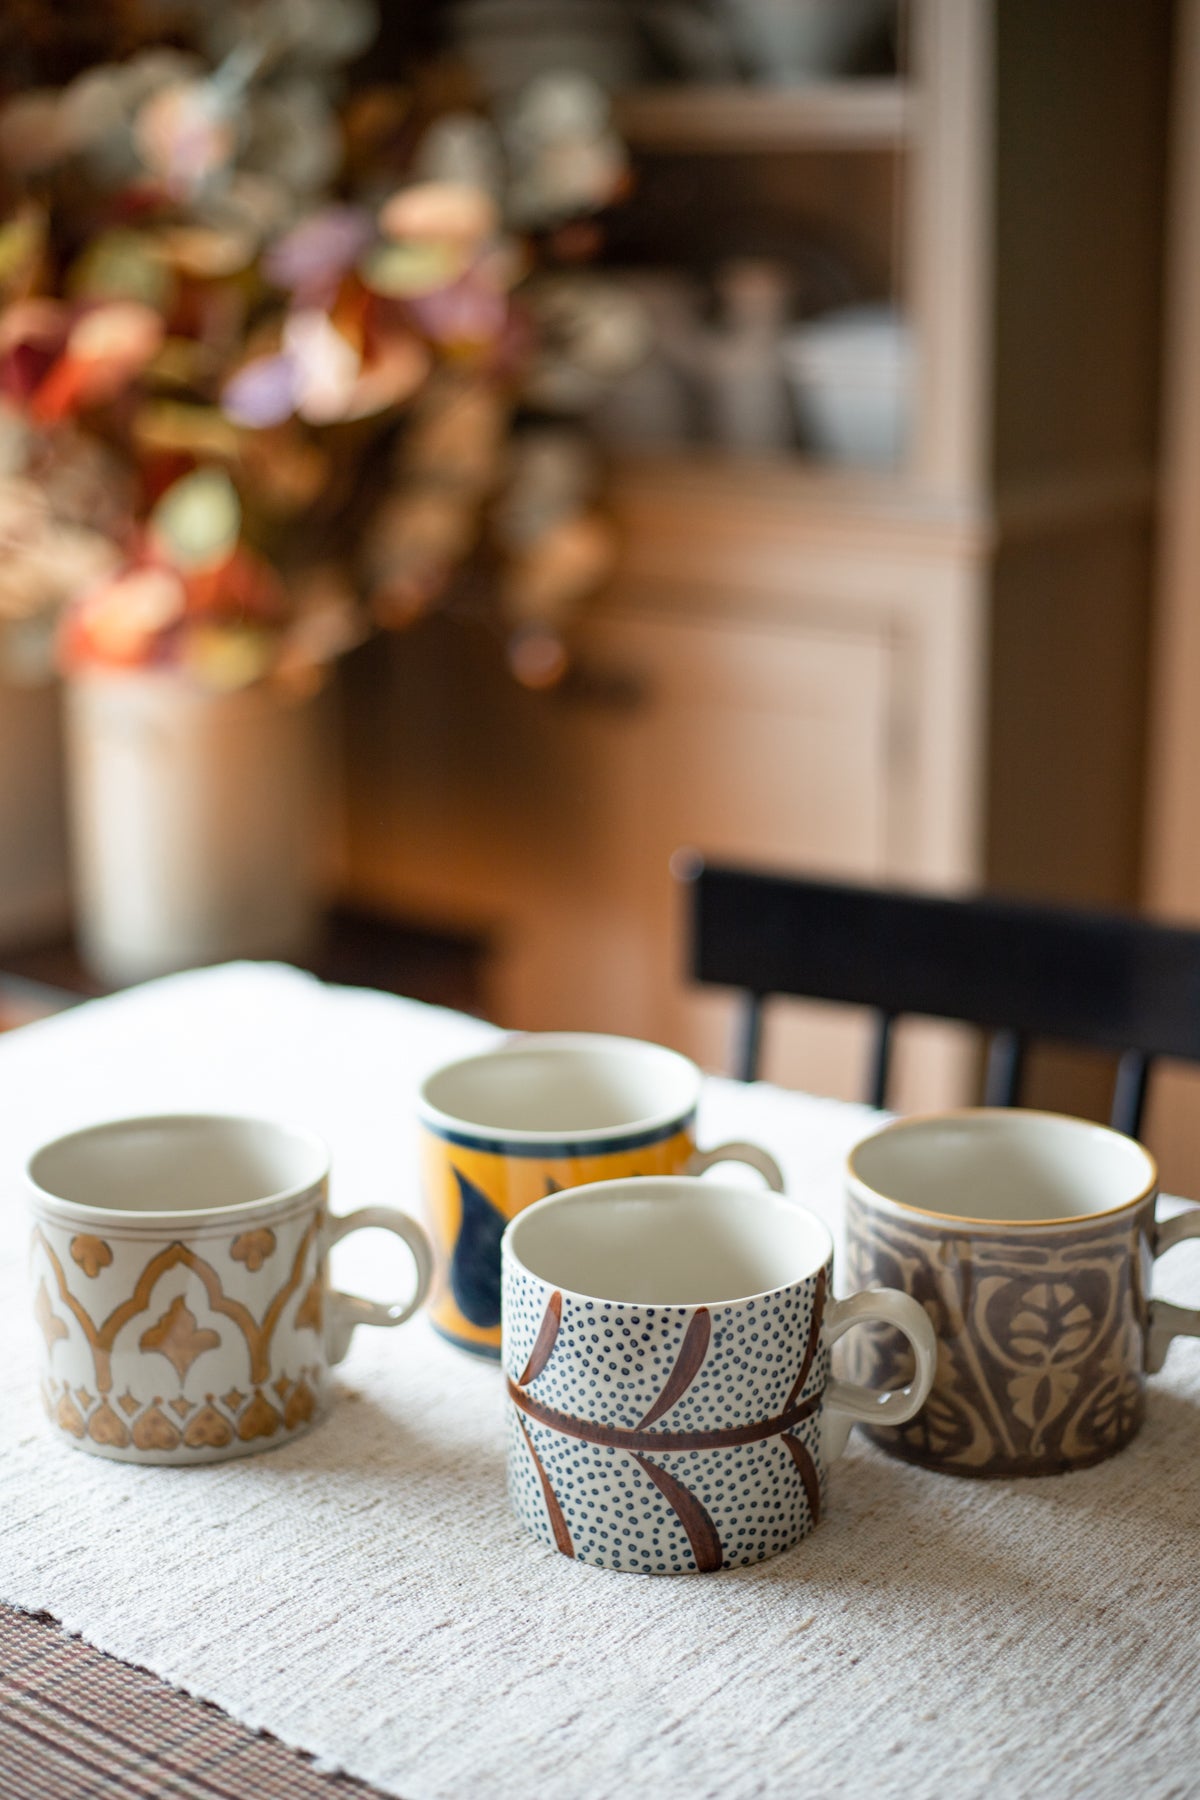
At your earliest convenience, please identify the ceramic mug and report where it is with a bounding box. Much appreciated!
[27,1113,434,1464]
[843,1109,1200,1478]
[418,1032,784,1358]
[502,1175,937,1573]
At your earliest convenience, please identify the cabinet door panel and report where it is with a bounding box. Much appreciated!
[497,611,896,1100]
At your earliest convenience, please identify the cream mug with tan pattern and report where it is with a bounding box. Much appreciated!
[27,1114,433,1463]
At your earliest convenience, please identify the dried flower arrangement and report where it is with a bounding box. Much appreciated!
[0,0,641,696]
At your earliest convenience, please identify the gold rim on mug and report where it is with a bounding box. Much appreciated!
[846,1107,1159,1230]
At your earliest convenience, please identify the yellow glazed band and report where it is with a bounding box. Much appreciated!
[421,1118,697,1357]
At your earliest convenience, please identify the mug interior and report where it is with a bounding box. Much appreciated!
[28,1114,327,1216]
[421,1034,698,1139]
[849,1110,1156,1225]
[505,1178,830,1304]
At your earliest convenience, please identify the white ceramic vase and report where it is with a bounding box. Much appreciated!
[65,670,324,986]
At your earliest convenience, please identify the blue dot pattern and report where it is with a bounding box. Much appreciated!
[502,1245,832,1575]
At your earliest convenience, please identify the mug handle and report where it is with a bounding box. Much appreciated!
[1145,1201,1200,1374]
[324,1207,435,1366]
[820,1288,938,1463]
[686,1142,785,1190]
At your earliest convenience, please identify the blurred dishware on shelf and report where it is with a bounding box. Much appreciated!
[702,257,794,452]
[716,0,895,83]
[450,0,648,100]
[639,1,742,79]
[590,268,704,447]
[782,301,910,466]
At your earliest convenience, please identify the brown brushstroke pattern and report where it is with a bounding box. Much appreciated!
[517,1413,574,1558]
[517,1290,563,1387]
[507,1377,820,1452]
[781,1431,822,1526]
[636,1307,711,1428]
[632,1454,723,1572]
[783,1266,827,1413]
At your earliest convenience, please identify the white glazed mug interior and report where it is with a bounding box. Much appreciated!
[848,1109,1157,1227]
[28,1114,328,1219]
[505,1175,829,1304]
[419,1033,700,1143]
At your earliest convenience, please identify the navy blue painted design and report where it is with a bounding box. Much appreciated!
[449,1167,506,1328]
[422,1111,696,1159]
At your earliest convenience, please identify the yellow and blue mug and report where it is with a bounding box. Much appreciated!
[418,1033,784,1358]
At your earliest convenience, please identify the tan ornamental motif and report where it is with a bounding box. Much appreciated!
[237,1389,281,1441]
[32,1202,329,1459]
[87,1398,129,1449]
[34,1278,68,1353]
[56,1391,85,1438]
[230,1228,276,1272]
[132,1401,180,1453]
[283,1377,316,1430]
[139,1295,222,1381]
[844,1192,1154,1477]
[70,1236,113,1278]
[40,1366,323,1455]
[30,1214,319,1393]
[183,1401,233,1450]
[294,1278,322,1333]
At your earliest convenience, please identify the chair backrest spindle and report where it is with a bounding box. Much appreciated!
[1111,1050,1152,1139]
[983,1030,1025,1109]
[867,1010,896,1111]
[682,860,1200,1140]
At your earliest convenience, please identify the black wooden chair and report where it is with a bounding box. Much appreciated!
[679,858,1200,1138]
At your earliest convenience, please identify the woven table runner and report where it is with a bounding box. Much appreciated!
[0,1604,383,1800]
[2,964,1198,1800]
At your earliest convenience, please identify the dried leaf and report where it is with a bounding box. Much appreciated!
[222,354,300,429]
[379,181,498,249]
[150,467,241,571]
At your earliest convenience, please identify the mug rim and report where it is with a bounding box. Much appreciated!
[502,1175,833,1309]
[846,1106,1158,1229]
[26,1112,331,1227]
[418,1032,701,1149]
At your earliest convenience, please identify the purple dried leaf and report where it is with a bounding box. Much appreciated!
[222,353,300,428]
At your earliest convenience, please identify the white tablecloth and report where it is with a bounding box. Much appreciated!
[2,963,1198,1800]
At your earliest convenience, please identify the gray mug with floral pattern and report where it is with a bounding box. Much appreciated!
[844,1109,1200,1478]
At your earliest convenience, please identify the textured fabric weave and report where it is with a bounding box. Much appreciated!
[0,1604,384,1799]
[2,964,1198,1800]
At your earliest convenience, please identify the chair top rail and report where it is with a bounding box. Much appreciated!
[686,862,1200,1065]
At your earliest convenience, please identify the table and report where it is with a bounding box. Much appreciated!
[2,963,1199,1800]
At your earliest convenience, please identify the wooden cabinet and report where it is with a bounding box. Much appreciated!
[342,0,1171,1113]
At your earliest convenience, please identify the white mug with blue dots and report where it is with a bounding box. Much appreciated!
[502,1175,937,1574]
